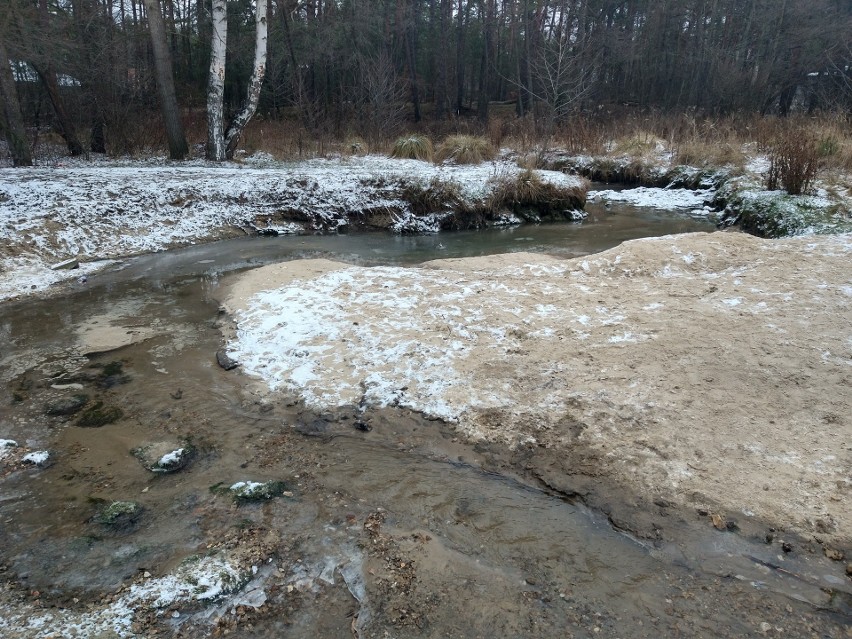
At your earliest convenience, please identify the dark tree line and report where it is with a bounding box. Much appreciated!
[1,0,851,163]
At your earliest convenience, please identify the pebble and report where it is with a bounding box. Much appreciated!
[823,547,844,561]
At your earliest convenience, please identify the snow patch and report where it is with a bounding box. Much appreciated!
[22,451,49,465]
[588,187,712,210]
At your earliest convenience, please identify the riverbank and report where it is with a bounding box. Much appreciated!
[3,144,850,303]
[545,150,852,238]
[222,231,852,554]
[0,155,586,301]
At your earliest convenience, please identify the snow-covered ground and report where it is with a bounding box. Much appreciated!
[0,554,251,638]
[5,148,844,303]
[587,185,714,213]
[0,155,585,301]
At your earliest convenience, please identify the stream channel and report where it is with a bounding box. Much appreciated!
[0,198,849,638]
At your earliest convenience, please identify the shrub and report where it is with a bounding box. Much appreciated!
[766,133,819,195]
[389,135,434,161]
[435,135,496,164]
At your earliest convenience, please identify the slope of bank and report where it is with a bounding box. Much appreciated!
[223,231,852,550]
[0,155,586,301]
[546,151,852,238]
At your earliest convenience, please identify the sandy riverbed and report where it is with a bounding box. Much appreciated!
[223,230,852,548]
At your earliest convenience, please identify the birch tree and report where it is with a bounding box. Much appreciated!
[206,0,228,160]
[206,0,269,161]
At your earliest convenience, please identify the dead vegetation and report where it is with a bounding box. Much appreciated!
[400,176,464,214]
[486,168,587,219]
[767,131,820,195]
[389,135,434,162]
[434,135,496,165]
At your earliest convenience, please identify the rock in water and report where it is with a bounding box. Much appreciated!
[132,441,195,473]
[45,394,89,416]
[95,500,142,531]
[296,418,331,438]
[824,547,845,561]
[216,349,240,371]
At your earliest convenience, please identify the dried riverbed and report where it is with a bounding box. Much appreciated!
[0,223,850,637]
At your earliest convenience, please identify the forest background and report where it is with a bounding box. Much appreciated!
[1,0,851,165]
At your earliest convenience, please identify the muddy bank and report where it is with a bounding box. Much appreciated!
[223,231,852,552]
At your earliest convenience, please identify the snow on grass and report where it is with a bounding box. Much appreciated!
[0,439,18,460]
[0,155,584,301]
[588,186,714,210]
[716,174,852,238]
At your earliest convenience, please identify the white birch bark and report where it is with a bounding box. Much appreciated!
[206,0,228,161]
[224,0,268,159]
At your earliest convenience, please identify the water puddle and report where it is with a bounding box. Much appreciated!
[1,213,849,637]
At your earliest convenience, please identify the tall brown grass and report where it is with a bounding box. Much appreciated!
[49,103,850,177]
[389,135,434,161]
[435,135,496,164]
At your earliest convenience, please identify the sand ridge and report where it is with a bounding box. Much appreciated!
[224,231,852,545]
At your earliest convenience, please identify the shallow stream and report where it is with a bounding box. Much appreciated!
[1,203,849,637]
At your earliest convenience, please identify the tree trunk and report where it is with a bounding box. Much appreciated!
[403,1,421,123]
[454,0,468,113]
[0,35,32,166]
[34,66,84,156]
[223,0,268,158]
[434,0,449,119]
[144,0,189,159]
[206,0,227,160]
[35,0,84,156]
[476,0,493,122]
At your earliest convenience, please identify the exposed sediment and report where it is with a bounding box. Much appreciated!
[223,231,852,550]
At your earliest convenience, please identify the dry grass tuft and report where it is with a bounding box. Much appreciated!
[611,130,666,156]
[435,135,496,164]
[401,176,463,214]
[487,168,585,216]
[675,141,746,169]
[389,135,434,161]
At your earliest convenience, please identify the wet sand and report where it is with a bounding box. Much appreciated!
[224,231,852,551]
[0,229,849,637]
